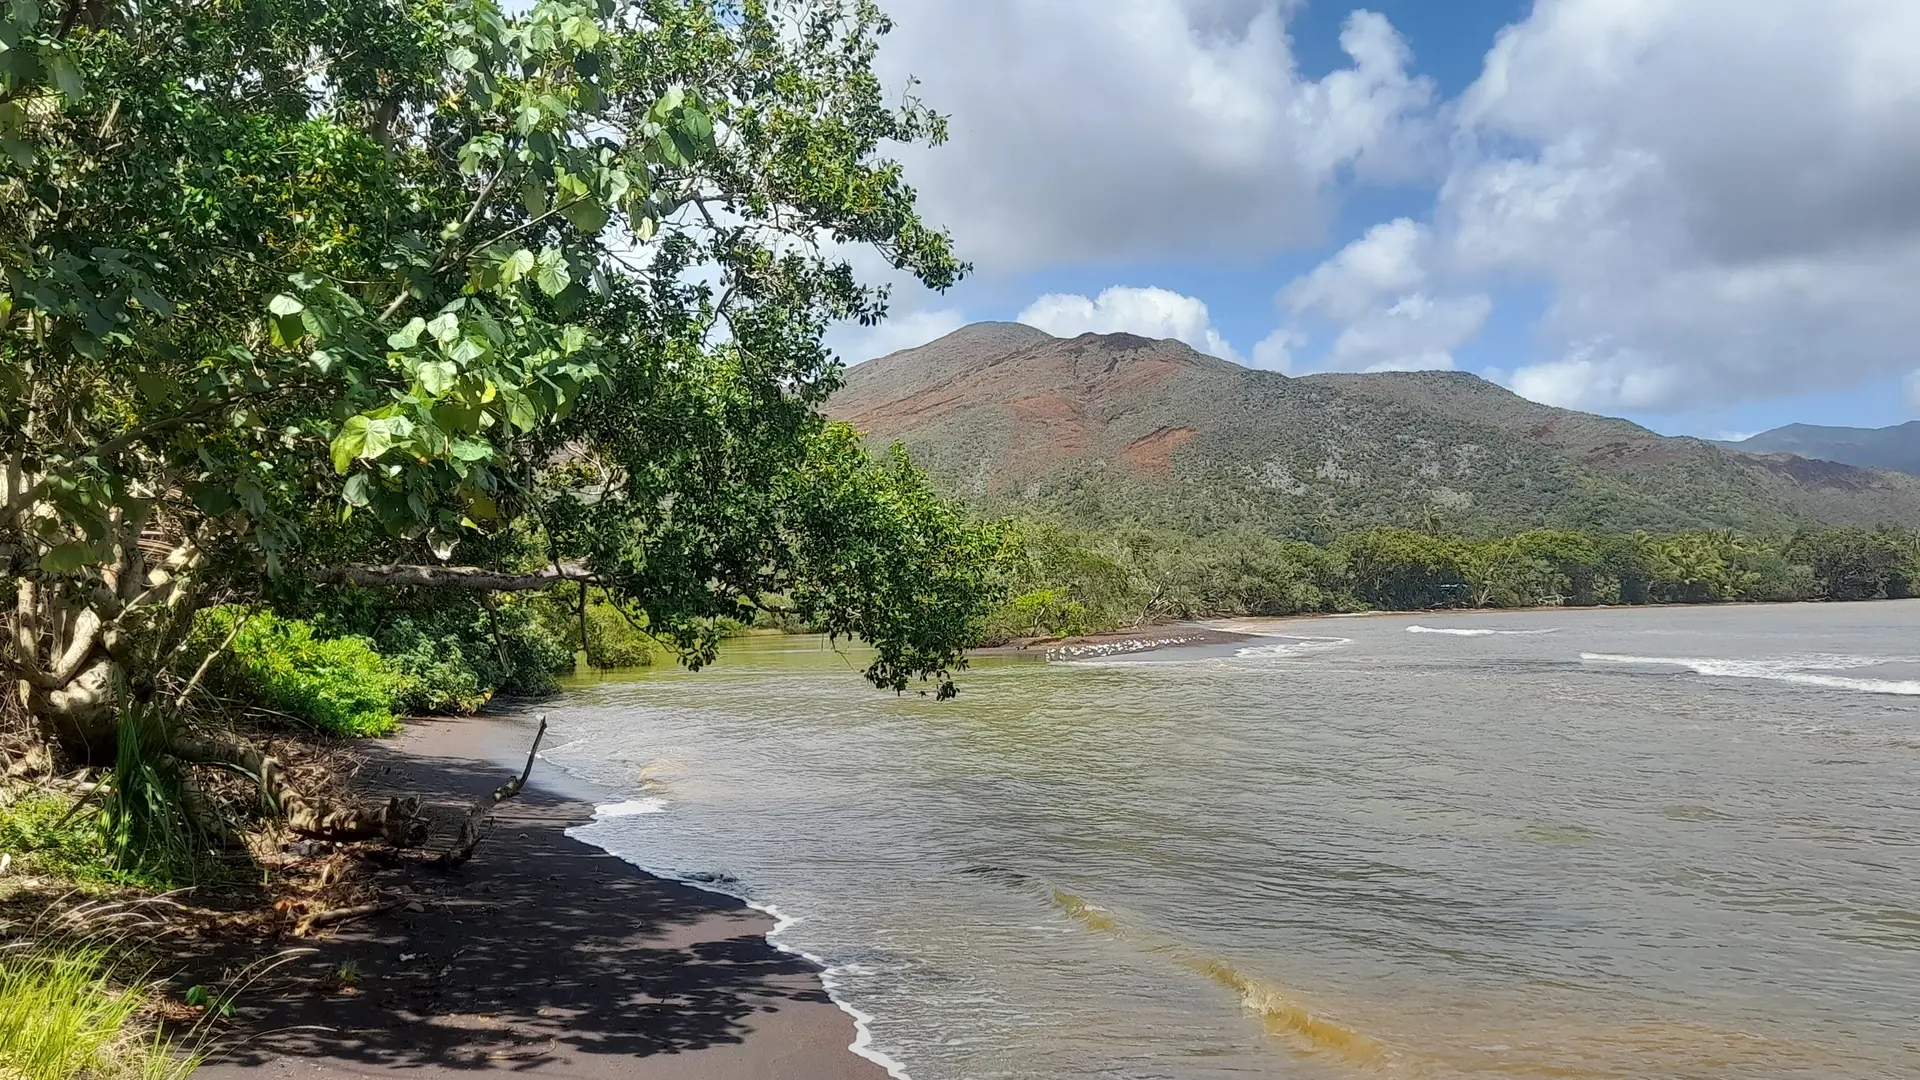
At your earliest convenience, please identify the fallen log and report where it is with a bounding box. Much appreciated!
[439,715,546,868]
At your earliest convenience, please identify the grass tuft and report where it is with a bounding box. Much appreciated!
[0,943,198,1080]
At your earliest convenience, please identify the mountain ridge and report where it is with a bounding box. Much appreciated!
[829,324,1920,534]
[1721,421,1920,477]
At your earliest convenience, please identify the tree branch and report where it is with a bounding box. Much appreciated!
[310,561,596,592]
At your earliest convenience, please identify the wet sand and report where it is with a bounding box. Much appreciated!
[192,711,888,1080]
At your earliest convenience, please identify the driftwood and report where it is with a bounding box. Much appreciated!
[294,899,399,937]
[439,715,546,868]
[172,732,424,845]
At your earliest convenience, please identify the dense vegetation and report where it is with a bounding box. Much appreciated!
[2,0,1001,794]
[982,522,1920,641]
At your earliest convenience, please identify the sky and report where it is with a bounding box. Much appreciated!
[822,0,1920,440]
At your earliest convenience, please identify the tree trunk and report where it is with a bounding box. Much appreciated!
[170,731,425,845]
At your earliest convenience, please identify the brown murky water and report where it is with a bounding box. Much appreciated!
[548,601,1920,1079]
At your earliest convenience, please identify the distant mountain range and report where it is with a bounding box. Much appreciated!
[1720,422,1920,478]
[827,323,1920,534]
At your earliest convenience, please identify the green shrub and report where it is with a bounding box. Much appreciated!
[201,610,400,737]
[0,790,107,882]
[310,593,573,707]
[584,606,656,670]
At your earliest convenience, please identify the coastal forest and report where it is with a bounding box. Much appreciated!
[1,0,1917,1074]
[0,0,999,1072]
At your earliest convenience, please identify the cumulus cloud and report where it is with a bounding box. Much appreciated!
[1017,286,1241,361]
[826,309,968,364]
[876,2,1434,269]
[1443,0,1920,412]
[1270,217,1490,372]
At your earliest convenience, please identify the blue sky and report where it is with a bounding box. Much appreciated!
[832,0,1920,440]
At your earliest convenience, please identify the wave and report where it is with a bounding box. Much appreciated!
[1407,625,1558,637]
[591,797,669,819]
[1582,653,1920,696]
[570,806,914,1080]
[1232,635,1355,660]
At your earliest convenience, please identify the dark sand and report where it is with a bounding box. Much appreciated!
[192,712,889,1080]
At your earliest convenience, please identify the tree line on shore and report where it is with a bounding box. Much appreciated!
[980,522,1920,642]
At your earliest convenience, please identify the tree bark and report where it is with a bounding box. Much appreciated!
[171,731,424,845]
[310,562,595,592]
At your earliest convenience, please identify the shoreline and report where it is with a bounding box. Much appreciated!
[192,710,891,1080]
[977,596,1909,660]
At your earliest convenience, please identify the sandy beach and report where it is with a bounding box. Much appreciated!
[189,711,888,1080]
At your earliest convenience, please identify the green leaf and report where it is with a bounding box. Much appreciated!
[48,53,82,102]
[448,337,486,365]
[426,311,460,345]
[680,107,713,145]
[533,248,570,296]
[561,198,608,236]
[267,294,305,317]
[520,178,546,218]
[447,45,479,72]
[497,247,535,286]
[342,471,372,507]
[450,439,493,462]
[387,317,426,350]
[504,391,538,432]
[418,360,458,396]
[38,542,89,573]
[331,415,370,473]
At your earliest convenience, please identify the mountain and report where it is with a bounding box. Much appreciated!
[1721,422,1920,478]
[827,323,1920,534]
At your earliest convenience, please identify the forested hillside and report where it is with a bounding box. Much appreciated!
[831,324,1920,535]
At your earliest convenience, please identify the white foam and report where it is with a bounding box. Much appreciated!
[1582,653,1920,696]
[591,797,669,819]
[1407,626,1558,637]
[1233,635,1355,659]
[565,817,914,1080]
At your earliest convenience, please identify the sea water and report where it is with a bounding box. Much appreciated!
[543,601,1920,1079]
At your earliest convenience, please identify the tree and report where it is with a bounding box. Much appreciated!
[2,0,1001,811]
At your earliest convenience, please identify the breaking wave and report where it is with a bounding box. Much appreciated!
[1407,626,1559,637]
[1582,653,1920,696]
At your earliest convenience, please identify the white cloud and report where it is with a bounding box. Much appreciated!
[877,3,1434,269]
[1445,0,1920,412]
[1017,286,1241,362]
[1282,217,1430,322]
[1269,218,1489,372]
[1250,328,1304,373]
[826,309,968,364]
[1324,293,1491,373]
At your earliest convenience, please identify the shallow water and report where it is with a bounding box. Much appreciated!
[548,602,1920,1079]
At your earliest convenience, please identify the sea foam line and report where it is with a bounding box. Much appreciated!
[566,806,913,1080]
[1407,625,1558,637]
[1582,653,1920,696]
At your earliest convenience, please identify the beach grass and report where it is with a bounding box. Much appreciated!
[0,942,199,1080]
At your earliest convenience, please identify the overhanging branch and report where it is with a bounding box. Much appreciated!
[311,562,596,592]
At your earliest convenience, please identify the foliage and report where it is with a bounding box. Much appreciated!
[305,590,573,709]
[95,700,217,887]
[0,943,198,1080]
[981,521,1920,640]
[3,0,994,763]
[200,610,399,737]
[0,789,105,883]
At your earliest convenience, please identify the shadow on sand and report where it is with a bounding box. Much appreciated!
[184,733,878,1079]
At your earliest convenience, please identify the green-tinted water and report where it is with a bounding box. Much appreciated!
[548,602,1920,1078]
